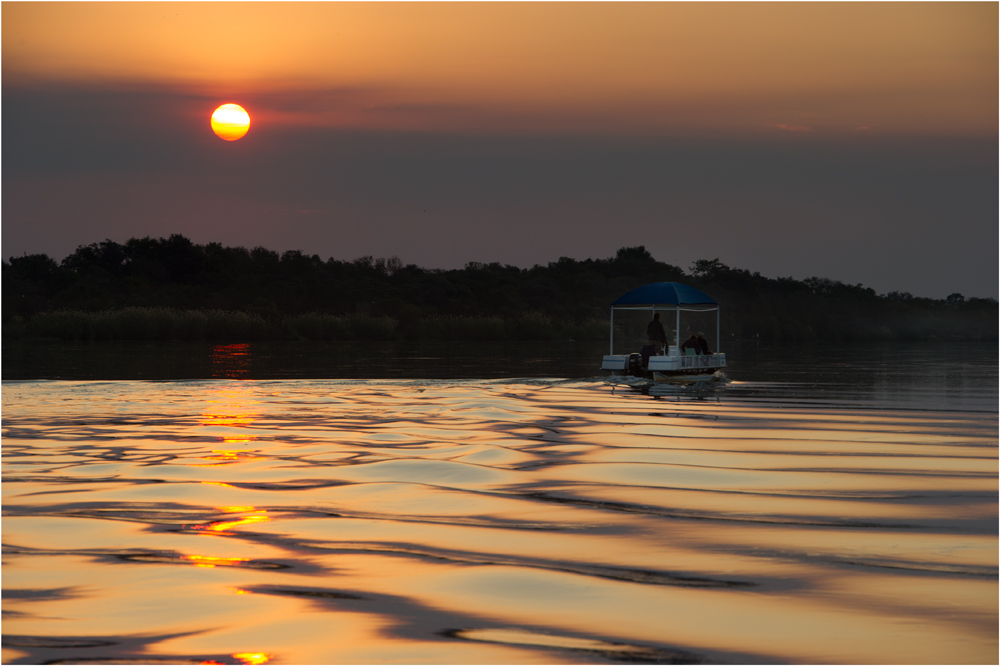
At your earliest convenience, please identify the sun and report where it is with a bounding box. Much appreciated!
[211,104,251,141]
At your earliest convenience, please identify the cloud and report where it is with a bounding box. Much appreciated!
[263,208,326,216]
[769,123,813,133]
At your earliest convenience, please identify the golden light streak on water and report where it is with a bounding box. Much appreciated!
[205,514,270,533]
[181,555,251,569]
[194,451,267,467]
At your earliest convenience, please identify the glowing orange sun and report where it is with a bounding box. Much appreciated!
[211,103,251,141]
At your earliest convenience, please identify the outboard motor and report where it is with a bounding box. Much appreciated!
[627,353,643,376]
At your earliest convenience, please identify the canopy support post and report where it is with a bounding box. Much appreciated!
[610,308,614,355]
[675,306,680,350]
[716,308,720,353]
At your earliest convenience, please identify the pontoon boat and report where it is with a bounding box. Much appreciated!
[601,282,727,382]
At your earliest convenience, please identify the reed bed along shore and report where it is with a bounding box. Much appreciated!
[3,307,609,342]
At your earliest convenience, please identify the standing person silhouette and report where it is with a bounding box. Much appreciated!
[646,313,667,355]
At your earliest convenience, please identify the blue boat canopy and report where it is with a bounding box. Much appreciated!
[611,282,717,307]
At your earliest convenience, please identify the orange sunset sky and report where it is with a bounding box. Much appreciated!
[3,2,997,297]
[5,2,995,135]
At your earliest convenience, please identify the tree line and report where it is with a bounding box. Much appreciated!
[3,235,995,341]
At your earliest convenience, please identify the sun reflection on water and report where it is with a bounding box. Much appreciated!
[199,381,259,430]
[184,505,271,534]
[232,653,271,665]
[195,450,266,467]
[181,555,250,568]
[205,513,270,532]
[209,343,253,379]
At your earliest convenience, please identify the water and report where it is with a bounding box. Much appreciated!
[2,342,997,664]
[2,340,612,381]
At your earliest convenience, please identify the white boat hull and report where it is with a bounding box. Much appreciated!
[602,352,726,383]
[652,371,720,383]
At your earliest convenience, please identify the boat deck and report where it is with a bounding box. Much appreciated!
[602,349,727,378]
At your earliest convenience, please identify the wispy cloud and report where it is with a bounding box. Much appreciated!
[262,208,326,215]
[769,123,813,133]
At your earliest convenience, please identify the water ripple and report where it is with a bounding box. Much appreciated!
[2,378,996,664]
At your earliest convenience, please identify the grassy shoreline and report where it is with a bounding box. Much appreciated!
[2,307,609,342]
[4,306,992,343]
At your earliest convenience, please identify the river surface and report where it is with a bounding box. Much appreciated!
[2,342,997,664]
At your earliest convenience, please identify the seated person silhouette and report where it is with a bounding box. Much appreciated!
[696,332,712,354]
[680,334,701,356]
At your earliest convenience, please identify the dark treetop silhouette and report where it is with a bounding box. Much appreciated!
[4,236,995,342]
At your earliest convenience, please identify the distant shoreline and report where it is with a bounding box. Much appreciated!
[3,306,995,343]
[4,238,996,343]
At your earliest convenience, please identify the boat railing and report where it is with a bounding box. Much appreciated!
[646,352,726,369]
[676,353,725,368]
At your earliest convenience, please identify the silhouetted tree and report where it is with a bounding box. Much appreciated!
[3,235,996,341]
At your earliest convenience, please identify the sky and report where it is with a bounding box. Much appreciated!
[3,2,997,299]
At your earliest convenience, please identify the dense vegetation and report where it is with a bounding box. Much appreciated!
[3,235,995,342]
